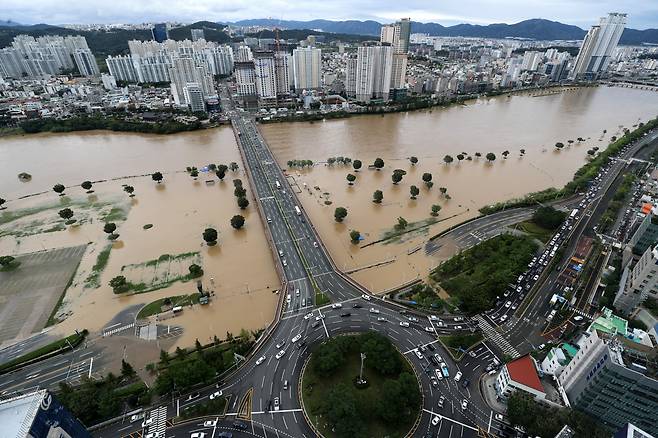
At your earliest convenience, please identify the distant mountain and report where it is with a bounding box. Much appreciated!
[0,20,21,27]
[226,18,658,45]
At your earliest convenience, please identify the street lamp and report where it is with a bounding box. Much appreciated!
[357,353,367,385]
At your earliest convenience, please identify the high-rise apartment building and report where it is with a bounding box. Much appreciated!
[184,83,206,112]
[614,244,658,315]
[379,18,410,90]
[521,50,541,71]
[206,46,234,76]
[191,28,205,42]
[274,52,291,96]
[72,48,100,76]
[168,56,215,107]
[292,47,321,90]
[345,55,358,98]
[234,61,257,96]
[354,44,393,103]
[0,35,98,78]
[235,45,253,62]
[557,330,658,435]
[570,13,627,80]
[106,55,138,82]
[253,51,277,100]
[152,23,169,43]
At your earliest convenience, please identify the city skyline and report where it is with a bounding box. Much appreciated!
[2,0,658,29]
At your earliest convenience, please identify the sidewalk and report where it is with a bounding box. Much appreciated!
[479,373,507,414]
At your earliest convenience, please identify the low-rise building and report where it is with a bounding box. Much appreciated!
[495,354,546,401]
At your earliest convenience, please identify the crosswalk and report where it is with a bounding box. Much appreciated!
[102,322,135,337]
[475,315,520,359]
[570,307,595,320]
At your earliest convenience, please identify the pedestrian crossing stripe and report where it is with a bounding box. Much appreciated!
[475,316,520,358]
[102,323,135,337]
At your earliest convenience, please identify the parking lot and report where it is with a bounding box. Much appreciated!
[0,245,86,347]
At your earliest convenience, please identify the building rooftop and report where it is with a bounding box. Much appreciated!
[0,389,45,438]
[507,354,545,393]
[561,343,579,358]
[588,307,628,336]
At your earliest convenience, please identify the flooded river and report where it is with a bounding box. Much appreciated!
[1,86,657,343]
[260,86,658,291]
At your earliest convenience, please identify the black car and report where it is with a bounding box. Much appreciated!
[352,303,363,308]
[296,341,306,350]
[461,378,470,388]
[340,312,351,317]
[426,343,436,351]
[233,421,248,430]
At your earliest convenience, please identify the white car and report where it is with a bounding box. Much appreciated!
[408,316,418,322]
[424,326,435,333]
[495,413,504,421]
[454,371,462,382]
[414,349,424,360]
[274,397,280,411]
[256,355,266,365]
[191,433,206,438]
[130,413,144,423]
[292,334,302,343]
[369,308,380,314]
[533,274,539,281]
[145,433,161,438]
[377,317,387,322]
[361,294,371,301]
[505,301,511,308]
[461,399,468,410]
[399,321,410,327]
[203,420,217,427]
[331,303,343,309]
[574,315,584,321]
[315,314,325,321]
[142,417,154,428]
[295,289,300,296]
[210,390,222,400]
[282,259,287,267]
[276,341,286,349]
[499,315,508,323]
[313,241,319,248]
[304,312,313,320]
[431,415,440,426]
[275,350,286,360]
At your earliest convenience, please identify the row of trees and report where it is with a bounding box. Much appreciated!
[287,159,314,168]
[232,179,250,210]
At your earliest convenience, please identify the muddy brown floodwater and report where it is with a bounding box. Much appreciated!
[0,127,279,351]
[261,86,658,292]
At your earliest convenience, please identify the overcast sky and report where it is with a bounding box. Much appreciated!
[4,0,658,29]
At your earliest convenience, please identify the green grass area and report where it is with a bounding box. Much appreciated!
[401,282,444,310]
[137,293,201,319]
[315,291,331,307]
[0,330,87,374]
[439,333,484,360]
[117,251,201,295]
[515,221,555,243]
[180,397,228,420]
[302,333,420,438]
[84,244,112,289]
[431,234,538,314]
[100,206,128,222]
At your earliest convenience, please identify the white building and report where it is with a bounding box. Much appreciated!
[72,48,100,76]
[292,47,321,90]
[354,44,393,103]
[570,13,627,79]
[521,50,541,71]
[101,73,117,90]
[274,52,291,96]
[235,45,253,62]
[345,55,358,98]
[168,56,215,107]
[379,18,410,89]
[253,51,277,100]
[184,83,205,112]
[235,61,257,96]
[191,28,205,42]
[614,245,658,315]
[494,354,546,401]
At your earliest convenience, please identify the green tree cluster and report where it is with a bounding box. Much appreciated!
[431,234,537,313]
[287,159,314,168]
[532,206,567,230]
[507,392,609,438]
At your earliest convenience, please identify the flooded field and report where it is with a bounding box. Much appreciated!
[0,128,279,350]
[261,86,658,292]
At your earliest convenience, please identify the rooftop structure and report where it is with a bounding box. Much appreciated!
[0,389,90,438]
[495,354,546,401]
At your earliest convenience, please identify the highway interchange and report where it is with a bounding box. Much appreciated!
[3,85,657,438]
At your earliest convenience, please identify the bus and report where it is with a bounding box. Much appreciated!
[295,206,301,216]
[275,180,281,189]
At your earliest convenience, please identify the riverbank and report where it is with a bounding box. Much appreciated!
[259,83,596,125]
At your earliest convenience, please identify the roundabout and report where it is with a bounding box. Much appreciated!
[300,332,421,438]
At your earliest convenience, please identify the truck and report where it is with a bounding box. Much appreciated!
[294,206,301,216]
[570,208,579,219]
